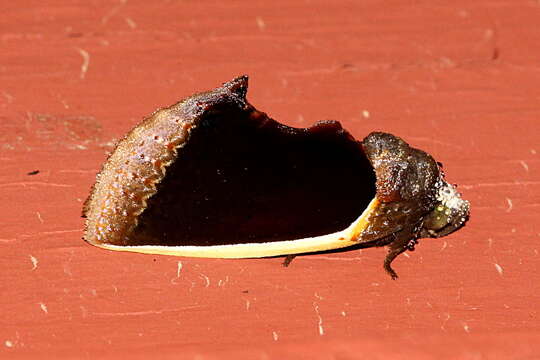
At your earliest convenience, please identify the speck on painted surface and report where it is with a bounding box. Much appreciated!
[494,263,504,276]
[505,198,513,213]
[38,302,48,314]
[29,255,38,270]
[519,160,529,172]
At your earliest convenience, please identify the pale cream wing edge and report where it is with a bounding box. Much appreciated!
[92,199,380,259]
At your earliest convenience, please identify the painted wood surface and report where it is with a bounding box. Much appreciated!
[1,1,539,358]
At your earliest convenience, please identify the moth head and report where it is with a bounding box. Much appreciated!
[421,181,470,238]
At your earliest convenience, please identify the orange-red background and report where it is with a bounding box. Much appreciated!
[2,1,539,358]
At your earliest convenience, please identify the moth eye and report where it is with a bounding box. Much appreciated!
[424,204,451,232]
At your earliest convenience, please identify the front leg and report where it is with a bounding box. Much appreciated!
[384,243,407,280]
[383,227,419,280]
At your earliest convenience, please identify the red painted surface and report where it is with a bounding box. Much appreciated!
[2,1,539,358]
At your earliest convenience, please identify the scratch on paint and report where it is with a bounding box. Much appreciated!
[38,230,80,236]
[440,241,448,251]
[93,306,201,317]
[170,261,183,285]
[76,48,90,79]
[272,331,278,341]
[199,273,210,287]
[505,197,513,212]
[124,17,137,29]
[29,255,38,270]
[461,181,540,190]
[440,313,451,331]
[313,302,324,336]
[218,275,229,287]
[63,252,74,277]
[101,0,127,24]
[58,169,97,174]
[494,263,504,276]
[0,182,74,188]
[408,136,464,150]
[176,261,183,278]
[456,287,464,302]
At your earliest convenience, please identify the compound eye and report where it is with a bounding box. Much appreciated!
[424,204,451,232]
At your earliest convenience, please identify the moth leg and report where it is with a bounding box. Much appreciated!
[383,230,416,280]
[282,254,296,267]
[383,244,407,280]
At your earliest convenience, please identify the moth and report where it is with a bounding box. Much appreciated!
[83,76,470,279]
